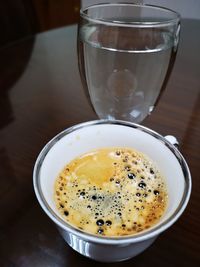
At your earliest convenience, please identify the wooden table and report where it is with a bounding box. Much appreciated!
[0,19,199,267]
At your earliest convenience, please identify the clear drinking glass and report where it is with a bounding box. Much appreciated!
[78,3,180,123]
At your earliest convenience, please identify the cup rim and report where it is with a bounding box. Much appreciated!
[80,3,180,28]
[33,120,191,245]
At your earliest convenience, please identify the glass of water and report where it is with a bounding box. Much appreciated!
[78,3,180,123]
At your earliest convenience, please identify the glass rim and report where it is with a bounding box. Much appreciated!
[80,3,180,28]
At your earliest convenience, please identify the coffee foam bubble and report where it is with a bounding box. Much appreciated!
[54,147,168,237]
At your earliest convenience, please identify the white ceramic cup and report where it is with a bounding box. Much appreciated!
[33,120,191,262]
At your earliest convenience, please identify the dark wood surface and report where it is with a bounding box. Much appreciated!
[32,0,80,31]
[0,19,199,267]
[0,0,80,48]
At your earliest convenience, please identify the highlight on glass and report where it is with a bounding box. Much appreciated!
[78,3,180,123]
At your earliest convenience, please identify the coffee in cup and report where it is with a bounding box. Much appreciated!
[33,120,191,262]
[54,147,168,237]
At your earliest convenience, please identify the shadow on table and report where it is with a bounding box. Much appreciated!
[65,241,160,267]
[0,37,35,130]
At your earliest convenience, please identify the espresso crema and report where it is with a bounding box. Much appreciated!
[54,147,168,237]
